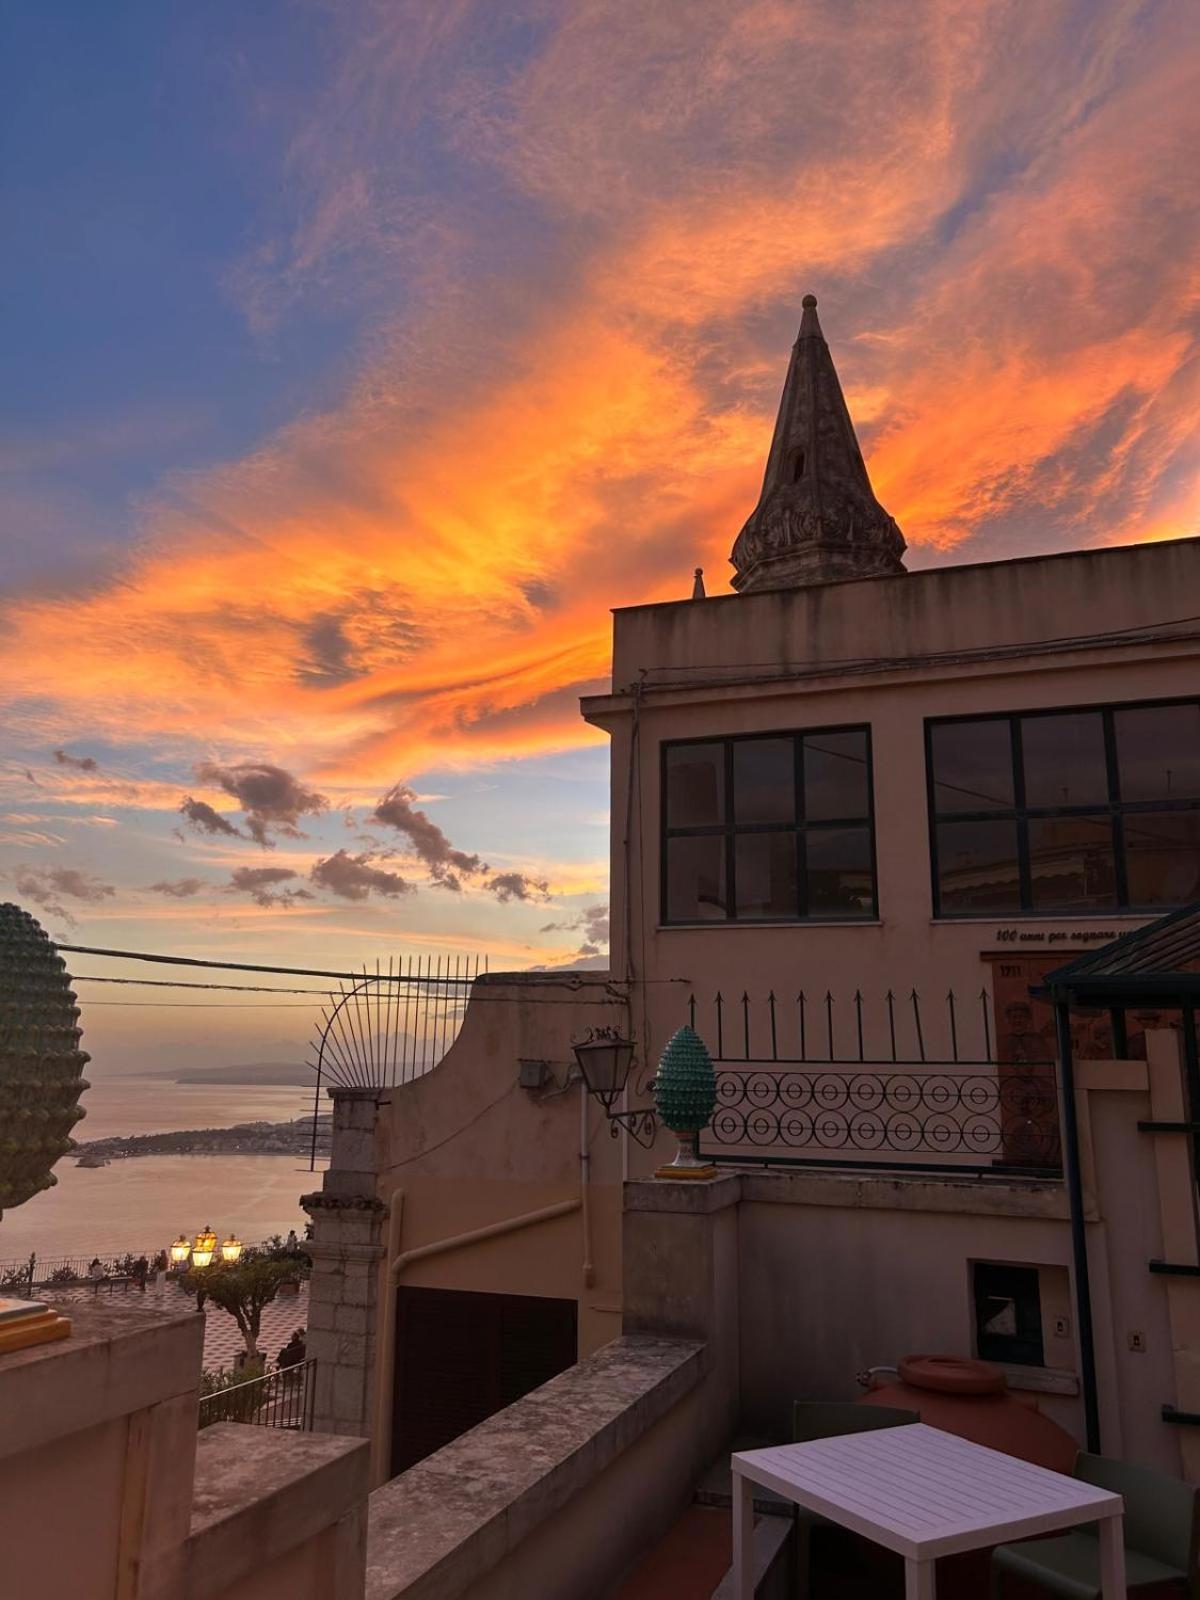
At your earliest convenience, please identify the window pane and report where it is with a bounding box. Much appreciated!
[936,819,1020,913]
[664,835,727,921]
[805,828,874,916]
[1021,713,1108,807]
[1115,704,1200,801]
[1028,815,1117,911]
[930,721,1014,813]
[735,833,797,919]
[733,739,795,825]
[665,744,724,828]
[803,731,869,820]
[1123,811,1200,906]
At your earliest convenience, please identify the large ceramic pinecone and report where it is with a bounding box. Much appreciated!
[652,1025,716,1135]
[0,902,90,1211]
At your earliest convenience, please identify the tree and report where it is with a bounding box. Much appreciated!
[184,1256,300,1361]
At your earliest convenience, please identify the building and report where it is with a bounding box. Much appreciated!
[302,298,1200,1548]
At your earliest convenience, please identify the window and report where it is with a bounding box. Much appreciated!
[973,1263,1045,1367]
[928,700,1200,916]
[662,727,876,923]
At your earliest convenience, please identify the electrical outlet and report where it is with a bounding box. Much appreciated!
[1053,1315,1071,1339]
[1128,1330,1147,1353]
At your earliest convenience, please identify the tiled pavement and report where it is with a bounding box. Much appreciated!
[47,1275,311,1373]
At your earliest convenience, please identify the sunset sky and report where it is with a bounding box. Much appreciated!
[3,1,1199,1070]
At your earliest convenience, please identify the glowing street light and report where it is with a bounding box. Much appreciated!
[169,1234,191,1268]
[191,1226,218,1269]
[220,1233,243,1264]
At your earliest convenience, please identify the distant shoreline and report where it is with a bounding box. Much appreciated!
[74,1115,329,1162]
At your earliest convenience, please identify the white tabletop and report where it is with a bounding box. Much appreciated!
[733,1424,1122,1561]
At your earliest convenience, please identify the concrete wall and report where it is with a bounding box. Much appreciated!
[0,1298,370,1599]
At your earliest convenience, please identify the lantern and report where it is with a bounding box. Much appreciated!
[572,1028,635,1113]
[191,1225,217,1269]
[169,1234,191,1267]
[220,1233,243,1264]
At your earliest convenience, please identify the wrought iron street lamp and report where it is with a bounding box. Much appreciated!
[220,1233,243,1264]
[169,1234,191,1268]
[191,1225,218,1269]
[573,1028,656,1148]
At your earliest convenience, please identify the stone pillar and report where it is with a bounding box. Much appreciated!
[622,1172,743,1457]
[302,1087,388,1440]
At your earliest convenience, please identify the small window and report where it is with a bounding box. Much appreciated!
[793,450,806,482]
[665,743,724,828]
[929,721,1014,812]
[1020,712,1107,807]
[973,1263,1045,1367]
[1115,704,1200,801]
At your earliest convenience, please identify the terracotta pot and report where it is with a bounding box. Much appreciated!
[857,1354,1078,1472]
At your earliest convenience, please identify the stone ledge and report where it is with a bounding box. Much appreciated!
[144,1422,369,1599]
[738,1166,1069,1220]
[624,1173,743,1215]
[0,1298,203,1459]
[365,1334,705,1600]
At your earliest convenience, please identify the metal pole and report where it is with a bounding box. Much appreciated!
[309,1057,323,1172]
[1055,998,1101,1452]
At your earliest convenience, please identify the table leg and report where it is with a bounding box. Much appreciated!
[905,1557,936,1599]
[1098,1513,1126,1598]
[732,1469,753,1600]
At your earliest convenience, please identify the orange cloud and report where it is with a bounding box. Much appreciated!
[1,0,1197,818]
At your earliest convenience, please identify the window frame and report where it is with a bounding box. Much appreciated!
[926,696,1200,918]
[660,723,878,925]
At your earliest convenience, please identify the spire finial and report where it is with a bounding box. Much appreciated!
[691,567,706,600]
[798,293,821,339]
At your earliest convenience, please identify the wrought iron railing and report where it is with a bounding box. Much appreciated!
[306,954,485,1168]
[688,988,1061,1176]
[198,1358,316,1431]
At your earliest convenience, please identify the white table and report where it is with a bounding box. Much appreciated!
[732,1423,1125,1599]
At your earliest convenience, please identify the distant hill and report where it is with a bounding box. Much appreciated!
[151,1061,312,1087]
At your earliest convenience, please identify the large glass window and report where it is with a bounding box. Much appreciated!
[661,727,876,923]
[928,700,1200,916]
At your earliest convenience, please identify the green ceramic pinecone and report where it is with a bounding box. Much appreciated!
[652,1025,716,1135]
[0,903,90,1212]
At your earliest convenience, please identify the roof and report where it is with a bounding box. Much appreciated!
[1042,902,1200,1004]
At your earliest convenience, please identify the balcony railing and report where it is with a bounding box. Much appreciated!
[687,987,1062,1177]
[198,1358,316,1431]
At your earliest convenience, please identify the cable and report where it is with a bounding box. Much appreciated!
[74,975,337,996]
[56,944,479,985]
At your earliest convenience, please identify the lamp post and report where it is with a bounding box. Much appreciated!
[169,1234,191,1269]
[572,1028,656,1148]
[220,1233,243,1264]
[190,1226,218,1269]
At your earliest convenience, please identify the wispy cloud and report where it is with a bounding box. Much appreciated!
[0,0,1195,947]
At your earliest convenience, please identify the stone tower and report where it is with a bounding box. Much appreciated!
[729,295,906,593]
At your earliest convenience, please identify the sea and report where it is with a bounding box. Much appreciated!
[0,1075,322,1264]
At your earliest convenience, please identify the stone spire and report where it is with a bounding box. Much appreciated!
[730,295,906,593]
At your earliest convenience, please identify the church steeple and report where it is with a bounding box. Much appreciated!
[730,295,906,592]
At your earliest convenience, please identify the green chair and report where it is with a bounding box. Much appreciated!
[792,1401,920,1597]
[991,1451,1200,1599]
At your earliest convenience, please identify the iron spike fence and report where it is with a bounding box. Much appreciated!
[687,987,1061,1177]
[198,1358,316,1431]
[305,954,485,1169]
